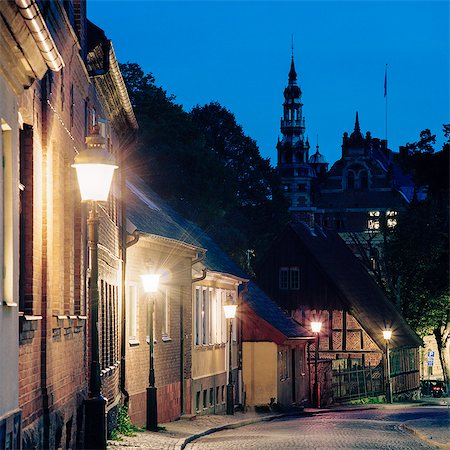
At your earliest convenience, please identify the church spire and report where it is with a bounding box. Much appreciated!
[354,111,360,133]
[288,35,297,83]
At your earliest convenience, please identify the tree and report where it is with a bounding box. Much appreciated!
[190,103,289,268]
[119,64,289,270]
[385,126,449,386]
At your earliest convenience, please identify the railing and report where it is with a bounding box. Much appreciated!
[332,363,384,402]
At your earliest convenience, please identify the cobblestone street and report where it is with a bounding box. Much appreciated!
[108,404,450,450]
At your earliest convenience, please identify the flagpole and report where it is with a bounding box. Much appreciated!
[384,64,388,144]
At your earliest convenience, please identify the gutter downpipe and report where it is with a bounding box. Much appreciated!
[181,251,207,415]
[15,0,64,72]
[238,282,248,408]
[119,195,140,406]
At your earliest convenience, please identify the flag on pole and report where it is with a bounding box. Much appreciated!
[384,64,387,98]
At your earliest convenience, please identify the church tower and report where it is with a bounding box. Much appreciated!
[276,52,315,219]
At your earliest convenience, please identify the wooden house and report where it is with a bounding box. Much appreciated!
[256,222,422,403]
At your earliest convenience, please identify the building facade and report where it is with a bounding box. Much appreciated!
[0,1,137,447]
[256,223,422,403]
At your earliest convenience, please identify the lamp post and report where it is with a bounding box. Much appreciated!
[141,273,161,431]
[72,129,117,449]
[223,295,237,415]
[311,321,322,408]
[383,329,393,404]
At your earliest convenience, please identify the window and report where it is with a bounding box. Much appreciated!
[279,350,289,381]
[194,287,233,346]
[18,125,33,311]
[386,210,398,228]
[347,171,355,190]
[279,267,289,289]
[297,183,306,192]
[368,211,380,231]
[202,288,209,345]
[280,267,300,290]
[162,287,170,339]
[360,170,368,189]
[290,267,300,289]
[127,284,138,341]
[209,388,214,406]
[216,386,220,405]
[195,287,202,345]
[203,390,207,409]
[196,391,201,413]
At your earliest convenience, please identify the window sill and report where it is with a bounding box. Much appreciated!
[2,300,17,307]
[146,336,157,344]
[22,314,43,321]
[129,338,140,346]
[162,335,172,342]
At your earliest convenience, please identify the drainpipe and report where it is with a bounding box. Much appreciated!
[119,184,139,406]
[15,0,64,72]
[237,282,248,408]
[180,251,207,415]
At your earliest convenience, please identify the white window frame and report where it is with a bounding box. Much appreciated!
[279,267,289,290]
[126,284,138,342]
[195,287,202,346]
[202,287,209,345]
[162,287,170,340]
[290,267,300,290]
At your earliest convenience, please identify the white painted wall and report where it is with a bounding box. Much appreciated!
[0,74,20,418]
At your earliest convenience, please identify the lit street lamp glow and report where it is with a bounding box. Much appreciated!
[383,329,393,404]
[72,131,118,201]
[142,273,160,431]
[311,320,322,408]
[311,321,322,333]
[141,274,161,293]
[74,128,116,449]
[383,329,392,341]
[224,294,237,415]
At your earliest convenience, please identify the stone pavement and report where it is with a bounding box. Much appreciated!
[108,400,450,450]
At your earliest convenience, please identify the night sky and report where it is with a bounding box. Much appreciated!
[88,1,449,166]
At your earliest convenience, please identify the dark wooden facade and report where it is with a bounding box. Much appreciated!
[256,223,422,401]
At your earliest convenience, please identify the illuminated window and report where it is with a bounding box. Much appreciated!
[368,211,380,231]
[386,210,398,228]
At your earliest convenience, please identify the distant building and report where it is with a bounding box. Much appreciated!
[276,54,416,275]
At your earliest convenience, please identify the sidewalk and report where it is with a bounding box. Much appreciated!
[108,401,450,450]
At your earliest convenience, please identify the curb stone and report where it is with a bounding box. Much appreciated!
[400,423,450,450]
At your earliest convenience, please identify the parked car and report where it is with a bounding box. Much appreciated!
[421,380,447,397]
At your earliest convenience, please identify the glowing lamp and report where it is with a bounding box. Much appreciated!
[223,298,237,319]
[141,274,160,293]
[383,330,392,341]
[72,133,117,201]
[311,321,322,333]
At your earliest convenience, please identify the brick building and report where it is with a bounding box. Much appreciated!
[124,174,248,420]
[0,1,59,446]
[0,1,137,448]
[124,175,200,425]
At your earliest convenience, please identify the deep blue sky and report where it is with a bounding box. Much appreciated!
[88,1,449,166]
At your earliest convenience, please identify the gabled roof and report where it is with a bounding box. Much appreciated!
[289,222,422,350]
[243,282,312,340]
[126,174,248,280]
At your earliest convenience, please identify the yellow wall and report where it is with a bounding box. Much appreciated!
[243,342,277,406]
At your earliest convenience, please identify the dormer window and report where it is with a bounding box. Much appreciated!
[346,165,369,191]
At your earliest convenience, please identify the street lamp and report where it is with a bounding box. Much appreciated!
[72,128,117,449]
[223,294,237,415]
[141,273,161,431]
[383,329,393,404]
[311,321,322,408]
